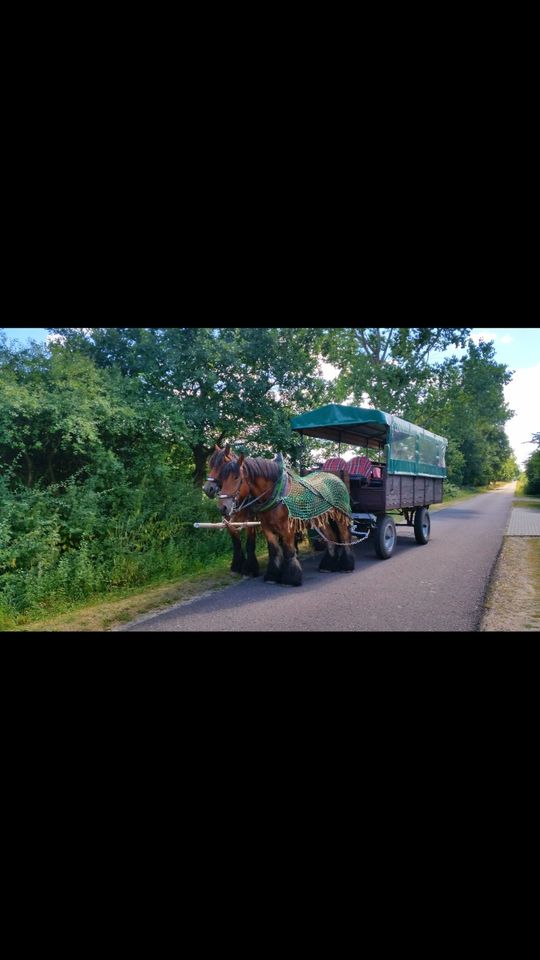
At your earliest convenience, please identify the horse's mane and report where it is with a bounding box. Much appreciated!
[221,457,281,483]
[208,447,233,472]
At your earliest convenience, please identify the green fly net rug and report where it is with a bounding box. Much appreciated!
[282,470,352,532]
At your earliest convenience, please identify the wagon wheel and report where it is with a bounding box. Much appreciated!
[373,515,396,559]
[414,507,431,544]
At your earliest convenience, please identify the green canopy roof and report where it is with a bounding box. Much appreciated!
[291,404,447,478]
[291,404,391,446]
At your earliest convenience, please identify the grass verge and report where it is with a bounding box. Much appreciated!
[5,548,271,632]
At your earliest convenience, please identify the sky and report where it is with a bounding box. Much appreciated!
[2,326,539,468]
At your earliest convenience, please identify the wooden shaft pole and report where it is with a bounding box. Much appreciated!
[193,522,261,529]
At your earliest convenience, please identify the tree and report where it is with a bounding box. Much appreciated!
[47,327,330,484]
[524,432,540,494]
[413,339,515,486]
[319,327,471,414]
[0,337,191,490]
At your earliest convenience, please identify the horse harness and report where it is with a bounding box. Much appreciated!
[218,462,289,515]
[218,462,360,545]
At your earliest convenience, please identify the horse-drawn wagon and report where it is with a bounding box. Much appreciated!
[198,405,447,586]
[291,403,447,559]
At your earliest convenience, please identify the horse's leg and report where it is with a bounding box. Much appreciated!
[228,527,246,574]
[316,520,341,571]
[279,525,303,587]
[319,516,355,571]
[242,525,260,577]
[335,515,355,571]
[262,526,285,582]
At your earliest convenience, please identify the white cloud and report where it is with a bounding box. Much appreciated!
[46,333,66,345]
[470,331,497,344]
[504,363,540,468]
[469,331,513,346]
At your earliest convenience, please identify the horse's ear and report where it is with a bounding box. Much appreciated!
[214,444,221,452]
[238,453,244,466]
[224,443,230,455]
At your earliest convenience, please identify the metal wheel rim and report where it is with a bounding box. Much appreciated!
[384,524,395,550]
[422,516,430,537]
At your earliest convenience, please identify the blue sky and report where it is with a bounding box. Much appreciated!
[2,325,539,467]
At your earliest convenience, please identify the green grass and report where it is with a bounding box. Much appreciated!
[3,542,272,632]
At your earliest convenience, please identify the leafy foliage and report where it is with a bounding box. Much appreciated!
[319,327,471,413]
[412,340,517,485]
[47,327,329,483]
[524,432,540,494]
[320,332,517,486]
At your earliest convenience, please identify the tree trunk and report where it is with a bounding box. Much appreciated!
[24,453,34,488]
[192,443,211,487]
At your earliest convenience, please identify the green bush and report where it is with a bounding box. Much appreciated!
[442,481,461,500]
[525,450,540,495]
[0,467,236,623]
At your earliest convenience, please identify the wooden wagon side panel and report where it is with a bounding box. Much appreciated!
[386,474,444,509]
[431,478,444,503]
[349,479,385,513]
[386,475,415,508]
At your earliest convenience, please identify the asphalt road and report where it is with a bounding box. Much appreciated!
[116,484,516,632]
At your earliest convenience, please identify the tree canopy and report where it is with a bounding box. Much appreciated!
[47,327,329,483]
[319,327,472,413]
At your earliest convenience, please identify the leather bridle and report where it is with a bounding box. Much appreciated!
[218,465,249,514]
[218,463,287,516]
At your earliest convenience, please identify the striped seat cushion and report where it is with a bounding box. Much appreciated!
[321,457,349,473]
[347,456,373,478]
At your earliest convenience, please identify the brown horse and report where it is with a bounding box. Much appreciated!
[202,444,260,576]
[217,453,355,586]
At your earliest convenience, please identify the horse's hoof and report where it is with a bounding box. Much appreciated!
[281,558,303,586]
[264,572,282,583]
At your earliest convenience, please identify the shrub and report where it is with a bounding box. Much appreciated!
[0,467,235,622]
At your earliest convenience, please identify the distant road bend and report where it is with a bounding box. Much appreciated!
[116,484,516,632]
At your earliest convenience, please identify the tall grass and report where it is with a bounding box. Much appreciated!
[514,473,528,496]
[0,467,236,628]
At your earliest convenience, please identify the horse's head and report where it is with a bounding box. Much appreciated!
[217,454,251,517]
[203,443,235,499]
